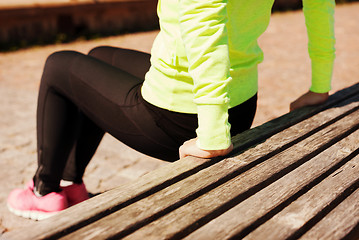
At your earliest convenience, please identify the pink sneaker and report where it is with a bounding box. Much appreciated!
[61,182,89,206]
[26,180,89,206]
[7,184,68,221]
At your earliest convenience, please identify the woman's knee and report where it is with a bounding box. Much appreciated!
[87,46,116,63]
[88,46,109,56]
[42,51,81,85]
[44,51,80,72]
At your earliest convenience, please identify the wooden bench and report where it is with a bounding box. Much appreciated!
[4,83,359,240]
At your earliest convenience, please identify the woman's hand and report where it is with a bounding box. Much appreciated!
[179,138,233,159]
[290,91,329,112]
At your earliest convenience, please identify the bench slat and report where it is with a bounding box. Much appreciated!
[124,128,359,240]
[300,188,359,240]
[59,102,359,239]
[4,156,214,240]
[4,83,359,240]
[230,83,359,156]
[243,152,359,240]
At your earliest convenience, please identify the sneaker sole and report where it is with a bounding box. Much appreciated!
[7,203,60,221]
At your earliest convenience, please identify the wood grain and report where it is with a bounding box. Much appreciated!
[126,130,359,240]
[299,188,359,240]
[3,156,212,240]
[243,154,359,240]
[60,105,359,239]
[3,83,359,240]
[230,83,359,155]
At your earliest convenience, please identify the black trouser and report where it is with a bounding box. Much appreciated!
[33,46,257,195]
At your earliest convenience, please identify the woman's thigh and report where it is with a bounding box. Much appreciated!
[88,46,151,80]
[45,50,180,161]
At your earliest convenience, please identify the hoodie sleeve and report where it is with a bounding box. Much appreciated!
[303,0,336,93]
[178,0,232,150]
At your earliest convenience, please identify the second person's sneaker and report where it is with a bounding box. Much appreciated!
[61,182,89,206]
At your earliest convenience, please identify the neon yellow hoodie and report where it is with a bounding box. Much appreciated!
[142,0,335,150]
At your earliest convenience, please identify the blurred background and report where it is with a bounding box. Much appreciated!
[0,0,358,51]
[0,0,159,51]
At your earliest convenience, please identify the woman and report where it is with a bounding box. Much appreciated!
[7,0,335,220]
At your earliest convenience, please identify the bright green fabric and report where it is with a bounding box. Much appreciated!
[303,0,336,93]
[142,0,335,150]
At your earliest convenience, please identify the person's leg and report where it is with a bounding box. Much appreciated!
[8,46,256,219]
[34,49,184,195]
[8,52,82,219]
[8,48,180,219]
[61,46,152,184]
[87,46,151,79]
[34,51,98,195]
[35,47,256,195]
[60,113,105,183]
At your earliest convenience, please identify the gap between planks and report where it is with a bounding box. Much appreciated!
[124,122,359,240]
[242,150,359,240]
[299,187,359,240]
[4,83,359,240]
[59,99,359,239]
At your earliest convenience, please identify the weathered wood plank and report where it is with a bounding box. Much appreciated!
[60,107,359,239]
[3,156,212,240]
[125,130,359,240]
[230,83,359,155]
[3,83,359,240]
[58,159,250,239]
[243,154,359,240]
[34,89,359,240]
[231,93,359,160]
[299,188,359,240]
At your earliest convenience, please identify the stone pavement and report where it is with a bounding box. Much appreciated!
[1,3,358,235]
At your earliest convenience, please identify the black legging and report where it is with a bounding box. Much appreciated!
[33,46,257,195]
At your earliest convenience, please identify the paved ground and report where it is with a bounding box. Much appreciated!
[1,3,358,235]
